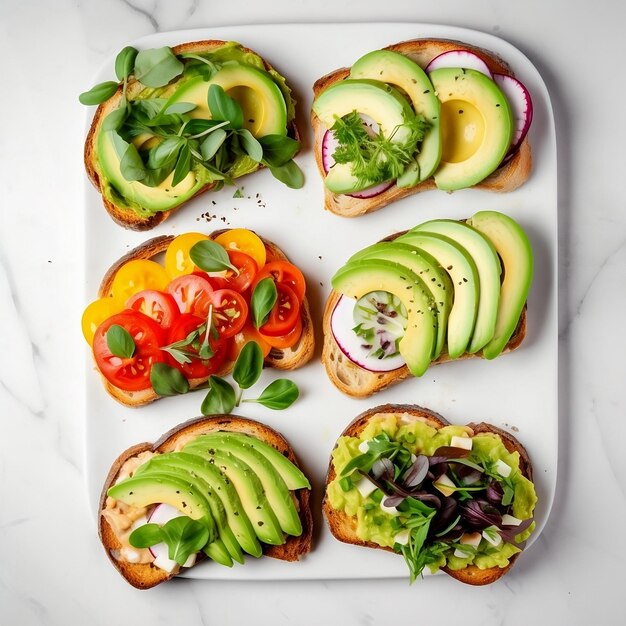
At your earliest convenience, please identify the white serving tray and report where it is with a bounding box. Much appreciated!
[83,23,557,580]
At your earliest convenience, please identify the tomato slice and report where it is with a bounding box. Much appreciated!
[82,296,124,345]
[167,274,214,318]
[164,232,210,278]
[110,259,170,302]
[92,311,166,392]
[259,316,303,349]
[165,313,228,380]
[228,322,272,361]
[214,229,267,270]
[126,290,180,330]
[259,283,301,337]
[210,289,248,339]
[251,261,306,301]
[223,250,258,293]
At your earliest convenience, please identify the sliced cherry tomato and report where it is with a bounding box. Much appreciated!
[165,314,228,379]
[164,232,210,278]
[228,322,272,361]
[214,229,267,270]
[92,311,166,392]
[81,296,124,345]
[193,271,230,291]
[259,316,303,349]
[126,290,180,330]
[210,289,248,339]
[110,259,170,302]
[251,260,306,301]
[223,250,258,293]
[167,274,214,318]
[259,282,301,337]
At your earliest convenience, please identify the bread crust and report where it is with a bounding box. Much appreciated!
[311,38,533,217]
[322,404,533,585]
[91,229,315,406]
[85,40,301,230]
[100,414,313,588]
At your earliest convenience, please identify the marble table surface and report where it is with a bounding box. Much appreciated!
[1,1,624,624]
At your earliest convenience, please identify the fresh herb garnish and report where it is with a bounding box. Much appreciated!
[105,325,135,358]
[190,239,239,275]
[150,362,190,396]
[232,341,264,389]
[201,375,238,414]
[243,378,299,410]
[251,277,278,329]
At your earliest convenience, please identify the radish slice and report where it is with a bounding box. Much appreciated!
[425,50,493,78]
[330,295,405,373]
[146,504,197,572]
[493,73,533,155]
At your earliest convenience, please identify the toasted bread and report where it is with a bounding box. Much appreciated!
[323,404,534,585]
[311,38,532,217]
[93,230,315,407]
[100,414,313,589]
[85,40,300,230]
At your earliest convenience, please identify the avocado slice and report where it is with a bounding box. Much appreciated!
[332,259,437,376]
[395,231,479,359]
[466,211,533,359]
[313,79,416,194]
[135,453,259,560]
[412,219,502,353]
[428,68,513,191]
[347,242,453,359]
[184,436,302,536]
[350,49,442,183]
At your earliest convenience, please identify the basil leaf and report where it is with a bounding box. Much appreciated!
[102,101,130,132]
[151,136,184,169]
[160,517,210,566]
[190,240,237,273]
[259,135,300,166]
[120,142,146,181]
[134,46,184,88]
[128,523,163,548]
[106,324,135,358]
[115,46,139,81]
[251,277,277,329]
[267,160,305,189]
[237,129,263,162]
[150,362,190,396]
[232,341,264,390]
[163,101,197,115]
[249,379,299,410]
[201,376,236,415]
[78,80,119,105]
[172,143,192,187]
[207,84,243,129]
[200,128,227,161]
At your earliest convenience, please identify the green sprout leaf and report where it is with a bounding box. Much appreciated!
[78,81,119,105]
[201,376,237,414]
[105,325,135,358]
[237,129,263,162]
[115,46,139,82]
[160,517,211,566]
[259,135,300,166]
[134,46,184,88]
[207,84,243,129]
[172,143,192,186]
[150,362,190,396]
[246,379,299,410]
[232,341,264,390]
[200,128,228,161]
[101,100,130,132]
[128,523,163,549]
[267,160,305,189]
[120,142,146,181]
[190,240,238,274]
[250,277,277,329]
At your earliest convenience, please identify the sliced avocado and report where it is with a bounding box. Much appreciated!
[166,61,287,137]
[313,79,416,194]
[429,68,513,191]
[395,231,479,359]
[350,50,442,182]
[184,437,301,536]
[466,211,533,359]
[184,433,310,491]
[347,242,453,359]
[412,220,502,353]
[135,453,259,561]
[332,259,437,376]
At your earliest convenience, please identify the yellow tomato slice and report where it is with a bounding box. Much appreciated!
[110,259,170,302]
[214,229,266,270]
[164,232,210,278]
[81,296,124,345]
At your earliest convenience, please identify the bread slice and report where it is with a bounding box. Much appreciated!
[100,414,313,588]
[93,229,315,406]
[323,404,534,585]
[311,38,533,217]
[85,40,300,230]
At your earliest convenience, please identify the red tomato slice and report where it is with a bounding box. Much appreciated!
[126,290,180,330]
[167,274,214,318]
[251,260,306,301]
[92,311,166,392]
[165,313,227,380]
[210,289,248,339]
[193,271,230,291]
[223,250,258,293]
[259,283,301,337]
[259,316,303,349]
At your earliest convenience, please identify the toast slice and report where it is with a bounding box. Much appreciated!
[323,404,534,585]
[311,38,532,217]
[85,40,300,230]
[93,230,315,406]
[100,414,313,588]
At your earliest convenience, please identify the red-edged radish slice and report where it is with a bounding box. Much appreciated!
[146,503,197,573]
[331,295,405,372]
[425,50,493,78]
[493,73,533,155]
